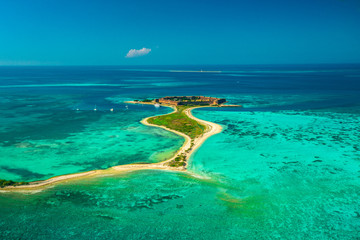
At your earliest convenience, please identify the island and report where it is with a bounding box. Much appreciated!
[128,96,242,168]
[136,96,229,167]
[1,96,241,191]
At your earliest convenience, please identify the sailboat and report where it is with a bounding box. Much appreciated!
[94,105,97,111]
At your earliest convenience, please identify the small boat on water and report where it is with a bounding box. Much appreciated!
[110,108,114,112]
[94,105,97,111]
[154,103,160,108]
[125,105,128,109]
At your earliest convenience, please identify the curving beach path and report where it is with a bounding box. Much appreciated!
[0,105,222,191]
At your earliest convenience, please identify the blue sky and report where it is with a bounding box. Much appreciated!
[0,0,360,65]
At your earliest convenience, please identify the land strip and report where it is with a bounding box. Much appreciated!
[0,104,222,191]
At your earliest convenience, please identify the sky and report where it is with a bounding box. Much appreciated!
[0,0,360,65]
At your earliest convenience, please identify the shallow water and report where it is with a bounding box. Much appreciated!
[189,109,360,238]
[1,65,360,239]
[0,97,183,181]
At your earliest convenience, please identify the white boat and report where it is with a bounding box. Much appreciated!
[110,108,114,112]
[154,103,160,108]
[94,105,97,111]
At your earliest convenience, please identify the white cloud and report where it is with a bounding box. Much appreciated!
[125,48,151,58]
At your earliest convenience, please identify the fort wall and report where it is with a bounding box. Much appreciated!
[155,96,226,106]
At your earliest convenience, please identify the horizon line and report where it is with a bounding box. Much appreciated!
[1,63,360,67]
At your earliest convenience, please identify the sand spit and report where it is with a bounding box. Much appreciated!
[1,104,221,192]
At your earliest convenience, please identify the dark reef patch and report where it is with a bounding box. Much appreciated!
[0,166,51,181]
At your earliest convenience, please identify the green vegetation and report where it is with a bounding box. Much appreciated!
[185,140,195,153]
[147,106,206,139]
[0,179,29,188]
[140,99,153,103]
[146,105,207,168]
[168,154,187,167]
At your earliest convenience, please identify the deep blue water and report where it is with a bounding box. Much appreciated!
[1,64,360,104]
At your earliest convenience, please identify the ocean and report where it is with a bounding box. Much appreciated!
[0,65,359,239]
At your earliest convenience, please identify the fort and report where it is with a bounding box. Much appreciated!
[154,96,227,106]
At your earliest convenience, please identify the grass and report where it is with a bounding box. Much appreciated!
[147,105,206,139]
[169,154,187,167]
[146,105,208,168]
[0,179,28,188]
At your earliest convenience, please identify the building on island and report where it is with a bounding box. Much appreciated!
[154,96,227,106]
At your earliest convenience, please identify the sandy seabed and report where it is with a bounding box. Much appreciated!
[1,104,222,192]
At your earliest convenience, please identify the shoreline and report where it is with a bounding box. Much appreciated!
[0,104,222,192]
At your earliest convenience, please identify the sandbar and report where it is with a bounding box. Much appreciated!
[0,104,221,191]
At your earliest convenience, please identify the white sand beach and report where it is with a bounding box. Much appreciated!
[1,105,221,191]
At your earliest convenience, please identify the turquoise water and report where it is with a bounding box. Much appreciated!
[1,65,360,239]
[190,109,360,238]
[0,95,183,181]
